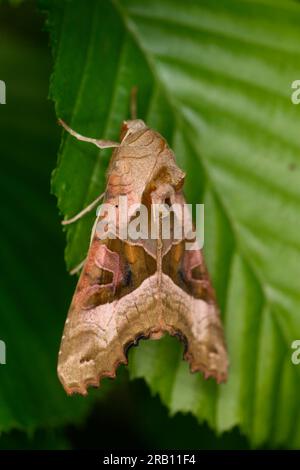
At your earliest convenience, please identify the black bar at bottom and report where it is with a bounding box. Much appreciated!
[0,449,298,466]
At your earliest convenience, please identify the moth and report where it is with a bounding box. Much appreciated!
[57,96,228,395]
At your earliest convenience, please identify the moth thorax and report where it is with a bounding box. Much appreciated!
[120,119,147,141]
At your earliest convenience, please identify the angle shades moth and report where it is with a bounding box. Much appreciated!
[57,103,228,395]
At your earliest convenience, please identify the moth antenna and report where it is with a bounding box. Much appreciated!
[58,119,119,149]
[130,86,138,120]
[62,193,104,225]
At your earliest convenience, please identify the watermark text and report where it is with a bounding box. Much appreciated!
[0,340,6,365]
[0,80,6,104]
[95,196,204,250]
[291,80,300,104]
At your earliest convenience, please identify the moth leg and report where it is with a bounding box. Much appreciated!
[62,193,104,226]
[69,259,86,276]
[58,119,120,149]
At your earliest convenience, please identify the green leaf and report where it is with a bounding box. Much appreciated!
[42,0,300,447]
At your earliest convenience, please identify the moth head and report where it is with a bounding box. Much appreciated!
[120,119,147,141]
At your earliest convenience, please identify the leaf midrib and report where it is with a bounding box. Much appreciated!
[112,0,300,438]
[112,0,269,303]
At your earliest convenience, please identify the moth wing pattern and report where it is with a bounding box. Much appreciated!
[162,192,228,383]
[58,120,228,395]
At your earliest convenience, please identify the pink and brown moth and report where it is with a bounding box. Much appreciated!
[57,95,228,395]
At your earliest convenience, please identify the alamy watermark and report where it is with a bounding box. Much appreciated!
[0,80,6,104]
[291,80,300,104]
[291,340,300,365]
[95,196,204,250]
[0,340,6,365]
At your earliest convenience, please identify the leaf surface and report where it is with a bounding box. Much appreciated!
[43,0,300,447]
